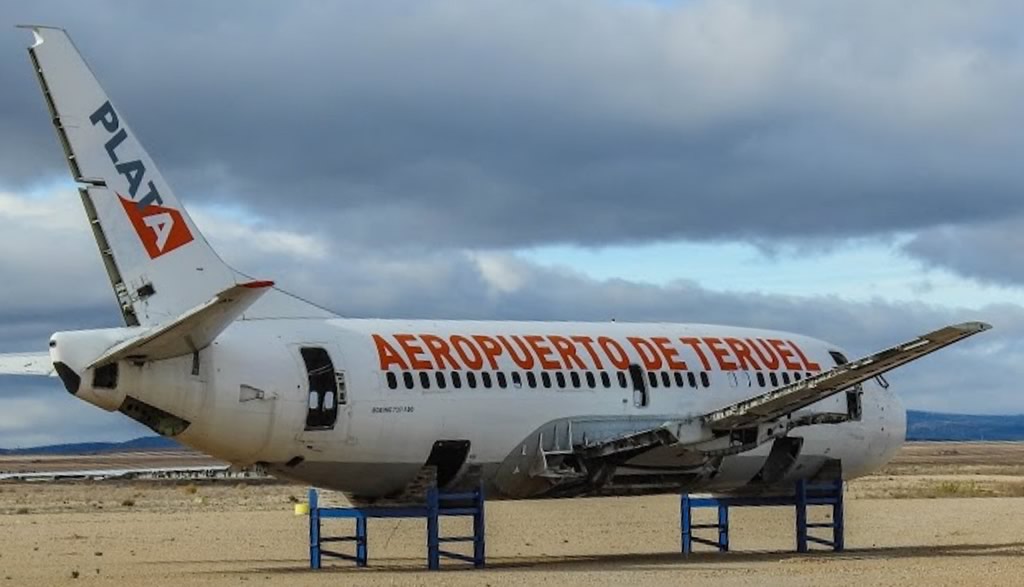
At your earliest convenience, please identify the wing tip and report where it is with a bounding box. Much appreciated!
[954,321,993,333]
[241,280,275,289]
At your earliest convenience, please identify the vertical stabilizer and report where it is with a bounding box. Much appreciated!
[21,26,336,324]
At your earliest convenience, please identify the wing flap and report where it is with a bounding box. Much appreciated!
[0,352,54,377]
[703,321,991,431]
[87,281,274,368]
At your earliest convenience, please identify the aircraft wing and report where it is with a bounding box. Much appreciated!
[498,321,992,497]
[702,321,991,432]
[0,352,55,377]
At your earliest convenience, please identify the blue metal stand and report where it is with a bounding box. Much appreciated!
[308,484,485,570]
[681,479,844,555]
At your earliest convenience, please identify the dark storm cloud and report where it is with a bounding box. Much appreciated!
[2,1,1024,250]
[902,216,1024,287]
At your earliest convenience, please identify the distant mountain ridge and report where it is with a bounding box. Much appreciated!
[2,410,1023,454]
[906,410,1024,441]
[0,435,180,455]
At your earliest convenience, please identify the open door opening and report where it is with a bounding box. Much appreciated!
[751,436,804,485]
[628,363,648,408]
[302,347,340,430]
[425,440,471,488]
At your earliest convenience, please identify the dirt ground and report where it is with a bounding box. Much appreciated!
[2,443,1024,586]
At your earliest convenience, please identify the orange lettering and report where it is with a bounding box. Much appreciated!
[703,337,738,371]
[373,334,408,370]
[550,336,586,369]
[572,336,604,369]
[472,335,505,370]
[787,340,822,371]
[420,334,459,369]
[497,335,535,370]
[652,337,687,370]
[628,337,663,370]
[395,334,431,370]
[769,339,802,370]
[680,337,712,371]
[525,335,560,370]
[748,338,780,370]
[723,337,759,370]
[598,337,629,369]
[450,335,484,370]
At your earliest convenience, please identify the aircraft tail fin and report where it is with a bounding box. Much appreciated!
[21,26,336,325]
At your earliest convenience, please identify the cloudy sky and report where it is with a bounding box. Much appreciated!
[1,0,1022,447]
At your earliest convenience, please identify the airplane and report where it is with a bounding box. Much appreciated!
[0,26,990,502]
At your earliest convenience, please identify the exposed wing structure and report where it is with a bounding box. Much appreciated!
[0,353,54,377]
[496,321,991,498]
[703,321,991,432]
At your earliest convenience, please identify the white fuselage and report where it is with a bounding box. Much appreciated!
[52,317,906,500]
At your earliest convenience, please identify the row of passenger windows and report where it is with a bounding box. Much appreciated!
[384,369,815,391]
[386,370,629,391]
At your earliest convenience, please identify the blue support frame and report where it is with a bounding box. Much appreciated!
[307,484,486,570]
[681,479,844,555]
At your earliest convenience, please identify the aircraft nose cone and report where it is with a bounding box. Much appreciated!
[53,361,81,395]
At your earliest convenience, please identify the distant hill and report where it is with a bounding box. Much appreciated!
[2,411,1023,454]
[0,435,180,455]
[906,410,1024,441]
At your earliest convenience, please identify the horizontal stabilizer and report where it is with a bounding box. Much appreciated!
[0,352,55,377]
[88,281,274,368]
[703,321,992,431]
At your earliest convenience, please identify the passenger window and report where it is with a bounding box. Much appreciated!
[512,372,522,388]
[435,372,447,389]
[585,372,596,388]
[482,372,493,388]
[674,372,684,387]
[452,372,462,389]
[687,372,697,388]
[527,372,538,388]
[700,372,710,388]
[769,372,778,386]
[467,372,477,388]
[782,372,791,385]
[756,372,766,387]
[555,372,566,388]
[617,371,628,388]
[647,371,658,388]
[497,372,508,388]
[661,372,671,388]
[794,372,802,381]
[420,372,431,389]
[403,372,414,389]
[570,372,581,388]
[542,372,551,388]
[600,372,611,388]
[386,372,398,390]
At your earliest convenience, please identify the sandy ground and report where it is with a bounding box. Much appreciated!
[1,443,1024,586]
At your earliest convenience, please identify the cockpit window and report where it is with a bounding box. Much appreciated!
[828,351,849,366]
